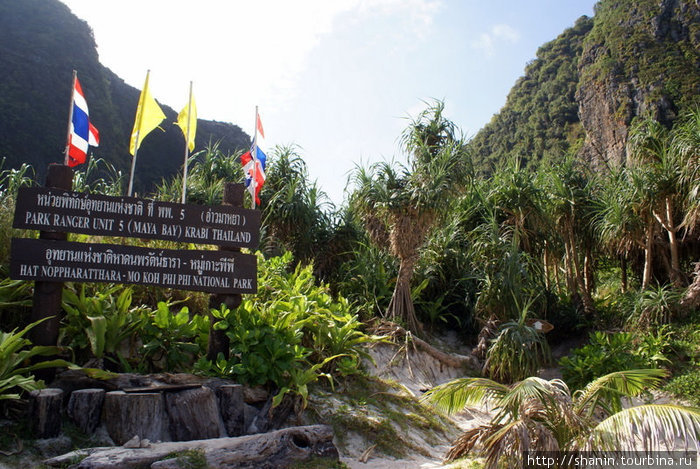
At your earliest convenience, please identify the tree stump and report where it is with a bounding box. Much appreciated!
[67,388,105,434]
[217,384,244,437]
[30,388,63,438]
[102,391,165,445]
[164,386,225,441]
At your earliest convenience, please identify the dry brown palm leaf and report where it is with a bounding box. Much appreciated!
[445,425,485,461]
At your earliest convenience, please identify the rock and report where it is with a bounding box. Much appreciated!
[67,388,105,434]
[33,435,73,458]
[122,435,140,448]
[102,391,166,445]
[43,425,339,469]
[29,388,63,438]
[164,386,225,441]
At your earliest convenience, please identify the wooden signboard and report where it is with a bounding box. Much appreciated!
[11,238,257,294]
[13,187,261,248]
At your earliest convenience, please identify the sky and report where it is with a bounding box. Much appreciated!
[59,0,597,207]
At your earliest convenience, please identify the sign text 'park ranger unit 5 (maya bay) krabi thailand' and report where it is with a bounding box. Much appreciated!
[11,186,260,295]
[13,187,260,248]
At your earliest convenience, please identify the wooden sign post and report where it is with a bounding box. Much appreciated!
[27,164,73,356]
[11,167,261,365]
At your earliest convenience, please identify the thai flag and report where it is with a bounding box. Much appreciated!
[67,76,99,167]
[241,112,266,206]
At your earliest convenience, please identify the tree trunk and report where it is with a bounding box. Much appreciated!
[103,391,166,445]
[568,225,595,316]
[620,255,628,293]
[30,388,63,438]
[543,246,550,291]
[563,240,576,294]
[385,257,420,332]
[654,197,683,287]
[642,219,654,290]
[584,246,595,294]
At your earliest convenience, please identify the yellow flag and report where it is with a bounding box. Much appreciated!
[176,87,197,152]
[129,70,165,155]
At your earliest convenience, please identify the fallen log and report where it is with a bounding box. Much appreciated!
[43,424,338,469]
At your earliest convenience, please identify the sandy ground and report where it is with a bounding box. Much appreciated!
[334,336,487,468]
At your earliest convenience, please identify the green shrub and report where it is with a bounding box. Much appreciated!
[484,317,551,383]
[140,302,209,373]
[664,370,700,406]
[205,301,306,387]
[628,284,682,329]
[1,319,71,401]
[559,331,648,390]
[196,252,380,407]
[60,284,146,367]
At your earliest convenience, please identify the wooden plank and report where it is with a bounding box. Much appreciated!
[122,384,202,393]
[10,238,257,294]
[13,187,261,248]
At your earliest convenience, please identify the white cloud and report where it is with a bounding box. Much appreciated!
[470,23,520,56]
[60,0,441,135]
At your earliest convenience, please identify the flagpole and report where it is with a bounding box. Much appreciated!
[181,81,193,204]
[63,70,78,165]
[127,130,140,197]
[251,105,259,210]
[127,69,150,197]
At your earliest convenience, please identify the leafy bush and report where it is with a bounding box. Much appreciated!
[1,319,71,400]
[664,370,700,406]
[197,252,380,407]
[483,301,551,383]
[559,331,649,390]
[140,302,209,373]
[0,278,33,331]
[60,284,146,367]
[204,302,306,387]
[628,284,682,329]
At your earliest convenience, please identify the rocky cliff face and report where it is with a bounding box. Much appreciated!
[575,0,700,170]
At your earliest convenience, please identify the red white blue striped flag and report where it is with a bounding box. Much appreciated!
[67,76,99,167]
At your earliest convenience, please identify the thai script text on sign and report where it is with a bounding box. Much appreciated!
[10,238,257,294]
[13,187,260,248]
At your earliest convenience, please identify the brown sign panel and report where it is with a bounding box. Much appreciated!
[13,187,260,248]
[10,238,257,294]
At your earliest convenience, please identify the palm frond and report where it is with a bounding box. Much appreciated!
[497,377,568,418]
[422,377,508,414]
[579,404,700,453]
[574,369,667,417]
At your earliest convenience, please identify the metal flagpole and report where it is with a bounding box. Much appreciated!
[127,130,140,197]
[181,81,193,204]
[63,70,78,165]
[127,69,151,197]
[251,105,259,210]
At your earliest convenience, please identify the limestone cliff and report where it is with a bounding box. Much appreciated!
[576,0,700,170]
[468,0,699,173]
